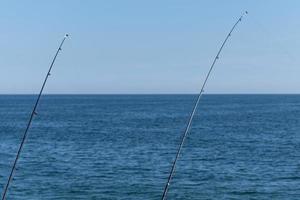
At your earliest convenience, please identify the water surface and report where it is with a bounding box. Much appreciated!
[0,95,300,199]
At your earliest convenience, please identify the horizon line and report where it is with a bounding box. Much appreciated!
[1,93,300,95]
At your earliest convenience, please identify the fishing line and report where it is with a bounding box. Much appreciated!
[1,34,69,200]
[161,12,247,200]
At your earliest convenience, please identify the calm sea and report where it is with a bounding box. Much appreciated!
[0,95,300,199]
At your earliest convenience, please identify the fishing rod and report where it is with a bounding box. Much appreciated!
[1,34,69,200]
[161,12,247,200]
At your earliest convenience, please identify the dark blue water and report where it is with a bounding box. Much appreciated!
[1,95,300,199]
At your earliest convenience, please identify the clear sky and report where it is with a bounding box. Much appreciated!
[0,0,300,94]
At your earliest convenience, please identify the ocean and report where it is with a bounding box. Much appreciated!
[0,95,300,199]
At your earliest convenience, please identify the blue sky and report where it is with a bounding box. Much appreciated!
[0,0,300,94]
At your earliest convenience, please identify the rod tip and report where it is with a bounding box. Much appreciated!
[65,33,69,38]
[245,11,248,15]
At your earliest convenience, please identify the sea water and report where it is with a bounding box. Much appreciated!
[0,95,300,199]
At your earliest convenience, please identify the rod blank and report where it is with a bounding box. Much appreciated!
[161,12,247,200]
[1,34,69,200]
